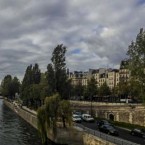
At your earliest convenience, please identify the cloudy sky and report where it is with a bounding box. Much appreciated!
[0,0,145,82]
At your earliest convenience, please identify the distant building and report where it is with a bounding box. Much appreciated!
[68,59,131,90]
[119,59,130,83]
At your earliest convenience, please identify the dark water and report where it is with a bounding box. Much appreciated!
[0,99,52,145]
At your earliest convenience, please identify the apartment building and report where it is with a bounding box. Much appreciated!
[69,68,120,90]
[68,59,130,90]
[69,71,88,86]
[119,60,130,83]
[107,69,119,89]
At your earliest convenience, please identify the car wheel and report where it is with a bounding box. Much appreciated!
[131,132,134,135]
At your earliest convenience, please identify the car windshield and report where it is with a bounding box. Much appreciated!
[84,115,92,118]
[103,120,109,123]
[73,115,80,118]
[134,129,141,132]
[106,125,114,130]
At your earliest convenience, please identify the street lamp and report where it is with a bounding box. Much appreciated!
[90,95,93,116]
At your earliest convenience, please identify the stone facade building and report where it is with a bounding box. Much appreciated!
[68,59,130,90]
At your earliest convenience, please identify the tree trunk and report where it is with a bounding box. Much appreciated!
[62,116,66,128]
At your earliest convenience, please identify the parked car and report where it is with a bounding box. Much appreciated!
[73,111,82,118]
[81,114,94,122]
[72,114,82,123]
[99,124,119,136]
[130,128,145,138]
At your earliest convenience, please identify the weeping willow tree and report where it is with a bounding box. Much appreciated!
[37,106,47,145]
[59,100,72,128]
[37,93,72,145]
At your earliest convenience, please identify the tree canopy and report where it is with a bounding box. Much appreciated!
[47,44,70,99]
[127,28,145,101]
[37,93,72,144]
[1,75,20,99]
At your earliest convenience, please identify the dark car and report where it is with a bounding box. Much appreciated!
[97,120,113,128]
[130,129,145,138]
[99,125,119,136]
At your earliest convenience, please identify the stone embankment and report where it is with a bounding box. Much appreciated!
[4,99,116,145]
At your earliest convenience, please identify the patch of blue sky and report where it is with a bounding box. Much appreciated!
[71,48,81,54]
[92,24,105,34]
[136,0,145,6]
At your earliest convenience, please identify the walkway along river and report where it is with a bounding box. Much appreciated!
[0,99,54,145]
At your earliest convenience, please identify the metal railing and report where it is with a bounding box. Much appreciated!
[74,123,140,145]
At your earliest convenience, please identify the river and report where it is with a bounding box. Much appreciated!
[0,99,54,145]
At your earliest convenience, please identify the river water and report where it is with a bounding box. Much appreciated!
[0,99,52,145]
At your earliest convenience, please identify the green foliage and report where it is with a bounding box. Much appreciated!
[59,100,72,127]
[37,106,47,145]
[37,93,72,144]
[20,64,41,107]
[45,94,60,139]
[112,121,145,130]
[1,75,20,99]
[46,44,69,99]
[87,76,98,99]
[72,83,84,98]
[46,64,56,95]
[99,82,111,96]
[127,28,145,101]
[118,81,129,96]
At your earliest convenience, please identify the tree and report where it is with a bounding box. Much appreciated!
[1,75,12,97]
[20,64,41,107]
[99,82,111,96]
[86,76,98,100]
[47,44,69,99]
[73,83,84,100]
[1,75,20,99]
[37,93,72,145]
[85,76,97,115]
[32,63,41,84]
[37,106,48,145]
[118,81,129,97]
[127,28,145,101]
[46,64,56,95]
[58,100,72,128]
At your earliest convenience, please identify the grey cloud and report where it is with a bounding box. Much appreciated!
[0,0,145,81]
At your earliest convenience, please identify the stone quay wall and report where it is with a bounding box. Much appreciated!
[71,101,145,126]
[4,99,116,145]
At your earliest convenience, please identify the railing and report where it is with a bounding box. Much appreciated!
[70,100,142,106]
[75,123,139,145]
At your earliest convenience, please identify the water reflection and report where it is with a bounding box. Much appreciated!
[0,99,44,145]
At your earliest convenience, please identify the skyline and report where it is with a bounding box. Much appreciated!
[0,0,145,81]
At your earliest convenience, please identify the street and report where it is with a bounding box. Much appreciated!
[81,122,145,145]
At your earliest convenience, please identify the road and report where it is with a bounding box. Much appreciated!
[81,122,145,145]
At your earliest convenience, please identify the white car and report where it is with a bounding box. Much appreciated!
[81,114,94,122]
[72,114,82,123]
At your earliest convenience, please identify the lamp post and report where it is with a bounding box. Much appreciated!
[90,95,93,116]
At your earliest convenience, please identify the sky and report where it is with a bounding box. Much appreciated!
[0,0,145,82]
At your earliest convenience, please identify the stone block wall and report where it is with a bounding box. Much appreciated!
[83,133,115,145]
[4,99,118,145]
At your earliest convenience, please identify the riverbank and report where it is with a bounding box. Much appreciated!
[3,99,84,145]
[0,99,43,145]
[4,99,119,145]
